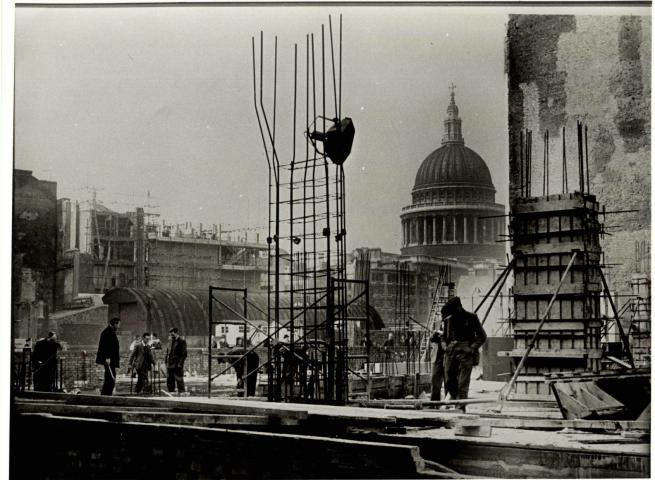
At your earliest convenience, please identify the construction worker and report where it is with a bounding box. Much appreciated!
[96,317,121,396]
[382,332,395,375]
[429,329,445,401]
[128,332,155,395]
[228,340,260,397]
[32,332,61,392]
[166,327,187,395]
[442,296,486,401]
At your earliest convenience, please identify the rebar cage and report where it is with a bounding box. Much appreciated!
[251,16,364,404]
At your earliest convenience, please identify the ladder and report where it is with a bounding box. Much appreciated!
[420,265,451,360]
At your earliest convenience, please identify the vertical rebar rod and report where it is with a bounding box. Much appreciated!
[303,34,309,399]
[562,126,568,194]
[365,278,371,398]
[257,31,282,399]
[525,130,529,197]
[397,263,401,330]
[251,36,274,400]
[208,288,212,398]
[394,261,399,333]
[541,133,548,196]
[546,130,549,196]
[529,130,532,197]
[243,288,248,347]
[577,121,584,194]
[328,15,338,119]
[340,162,346,291]
[584,124,590,194]
[273,37,281,402]
[273,36,277,146]
[339,14,342,120]
[310,33,319,397]
[526,130,531,197]
[530,130,533,196]
[321,24,334,401]
[519,130,524,197]
[289,44,297,384]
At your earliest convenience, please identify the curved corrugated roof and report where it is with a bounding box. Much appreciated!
[102,287,384,337]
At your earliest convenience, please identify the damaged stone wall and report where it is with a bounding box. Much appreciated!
[506,15,651,294]
[13,170,58,338]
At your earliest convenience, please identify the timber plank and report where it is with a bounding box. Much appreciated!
[15,402,170,416]
[456,417,650,431]
[498,349,602,359]
[119,411,273,426]
[513,242,602,256]
[14,391,310,420]
[513,283,602,296]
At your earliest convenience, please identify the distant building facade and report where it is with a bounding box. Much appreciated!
[349,248,469,329]
[56,200,269,298]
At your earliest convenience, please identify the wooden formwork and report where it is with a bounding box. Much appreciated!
[503,193,604,400]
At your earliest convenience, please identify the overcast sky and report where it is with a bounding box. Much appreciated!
[14,5,644,252]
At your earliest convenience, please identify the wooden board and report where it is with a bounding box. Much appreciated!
[497,349,602,359]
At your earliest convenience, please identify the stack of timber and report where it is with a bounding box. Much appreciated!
[546,368,651,420]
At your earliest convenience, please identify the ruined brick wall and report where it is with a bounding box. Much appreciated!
[506,15,651,295]
[13,170,58,338]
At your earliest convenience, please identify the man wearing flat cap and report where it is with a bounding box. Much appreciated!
[441,296,486,401]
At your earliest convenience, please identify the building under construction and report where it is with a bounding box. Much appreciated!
[56,197,269,298]
[11,13,651,480]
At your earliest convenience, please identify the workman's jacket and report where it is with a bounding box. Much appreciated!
[227,347,260,379]
[32,338,60,371]
[428,331,445,364]
[444,310,487,351]
[129,342,154,372]
[96,326,120,368]
[167,337,188,369]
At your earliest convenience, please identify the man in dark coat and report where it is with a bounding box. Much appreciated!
[228,341,260,397]
[128,332,155,395]
[442,296,486,401]
[382,332,396,375]
[32,332,61,392]
[166,327,187,394]
[96,317,121,396]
